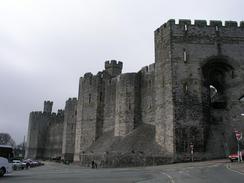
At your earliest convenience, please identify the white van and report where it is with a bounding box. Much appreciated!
[0,145,13,176]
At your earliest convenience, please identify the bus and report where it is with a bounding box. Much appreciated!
[0,145,13,176]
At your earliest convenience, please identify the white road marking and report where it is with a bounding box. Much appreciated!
[226,164,244,176]
[161,172,175,183]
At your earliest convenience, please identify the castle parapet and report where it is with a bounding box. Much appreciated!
[140,63,155,74]
[105,60,123,77]
[105,60,123,69]
[43,100,53,113]
[67,97,77,103]
[84,72,93,78]
[156,19,244,33]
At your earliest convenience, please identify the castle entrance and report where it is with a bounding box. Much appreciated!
[202,57,235,157]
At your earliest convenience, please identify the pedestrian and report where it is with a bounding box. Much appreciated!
[91,160,95,169]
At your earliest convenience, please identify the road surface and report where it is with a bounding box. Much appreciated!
[1,160,244,183]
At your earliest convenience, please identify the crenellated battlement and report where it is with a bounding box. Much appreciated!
[82,72,103,86]
[30,109,64,119]
[104,60,123,77]
[66,97,77,106]
[105,60,123,69]
[51,112,64,118]
[172,19,243,28]
[67,97,77,102]
[156,19,244,33]
[84,72,93,78]
[43,100,53,113]
[30,111,49,119]
[140,63,155,74]
[57,109,64,115]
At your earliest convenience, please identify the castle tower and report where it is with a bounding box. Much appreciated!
[154,19,244,161]
[43,101,53,113]
[62,98,77,162]
[114,73,140,136]
[105,60,123,77]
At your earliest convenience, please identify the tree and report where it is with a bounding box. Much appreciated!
[0,133,16,147]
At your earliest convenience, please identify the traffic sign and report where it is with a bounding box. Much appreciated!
[235,131,242,141]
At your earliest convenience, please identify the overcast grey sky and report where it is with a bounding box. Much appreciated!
[0,0,243,144]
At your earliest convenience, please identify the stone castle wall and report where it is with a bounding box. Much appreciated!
[43,112,64,159]
[26,19,244,166]
[114,73,140,136]
[139,64,156,125]
[62,98,77,161]
[25,101,64,160]
[25,111,49,159]
[103,77,117,133]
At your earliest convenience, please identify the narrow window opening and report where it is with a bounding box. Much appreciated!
[100,92,103,102]
[210,85,218,102]
[88,94,91,104]
[215,26,219,31]
[184,83,188,93]
[183,49,187,63]
[149,104,152,109]
[128,97,131,110]
[89,78,92,85]
[184,24,188,31]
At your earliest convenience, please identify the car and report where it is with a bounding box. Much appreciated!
[12,160,26,170]
[23,159,44,168]
[0,157,13,176]
[23,159,35,168]
[228,150,244,162]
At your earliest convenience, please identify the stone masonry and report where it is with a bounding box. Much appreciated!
[26,19,244,166]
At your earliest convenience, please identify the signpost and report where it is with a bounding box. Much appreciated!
[234,130,242,162]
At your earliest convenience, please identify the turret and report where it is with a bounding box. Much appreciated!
[105,60,123,77]
[43,101,53,113]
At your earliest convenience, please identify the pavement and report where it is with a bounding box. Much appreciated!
[1,159,244,183]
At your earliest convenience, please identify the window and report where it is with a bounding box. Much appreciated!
[183,49,187,63]
[215,26,219,31]
[88,94,91,104]
[184,24,188,31]
[100,92,103,102]
[183,82,188,93]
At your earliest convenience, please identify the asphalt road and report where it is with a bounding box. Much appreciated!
[1,160,244,183]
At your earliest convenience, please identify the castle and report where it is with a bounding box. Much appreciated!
[26,19,244,167]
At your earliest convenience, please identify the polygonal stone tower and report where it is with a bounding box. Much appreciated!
[154,19,244,161]
[105,60,123,77]
[43,101,53,113]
